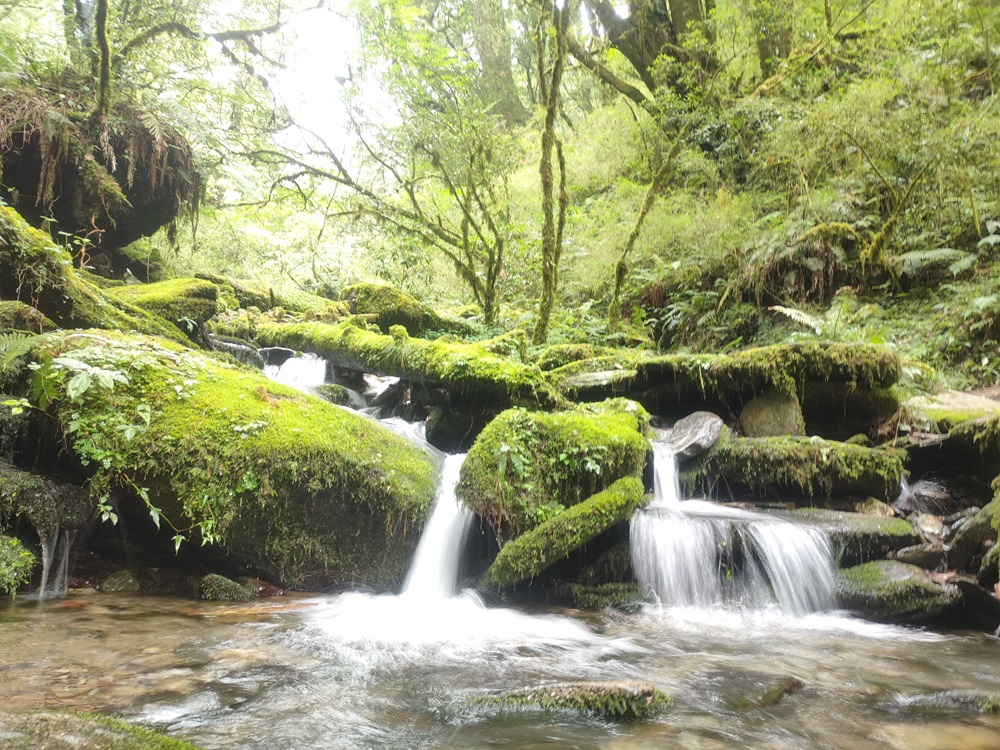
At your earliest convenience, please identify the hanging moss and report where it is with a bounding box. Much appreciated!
[0,711,202,750]
[474,681,670,720]
[481,476,646,587]
[106,278,219,330]
[241,319,563,408]
[460,401,650,537]
[29,330,438,586]
[681,430,905,504]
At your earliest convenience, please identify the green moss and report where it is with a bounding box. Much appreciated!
[481,477,647,587]
[118,239,172,283]
[681,431,905,504]
[535,344,618,371]
[315,383,350,405]
[460,400,650,537]
[739,388,806,437]
[836,560,961,623]
[475,681,669,720]
[0,207,188,343]
[0,534,35,596]
[240,319,563,408]
[0,301,56,333]
[195,272,347,318]
[32,330,438,586]
[791,508,918,565]
[340,282,472,336]
[199,573,255,601]
[105,279,218,330]
[0,711,202,750]
[0,461,92,536]
[549,581,643,610]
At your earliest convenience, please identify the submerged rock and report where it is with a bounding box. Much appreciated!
[836,560,961,624]
[477,680,669,720]
[727,677,806,710]
[894,690,1000,715]
[0,710,202,749]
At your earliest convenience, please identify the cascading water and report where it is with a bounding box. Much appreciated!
[631,441,836,614]
[401,453,473,599]
[264,353,327,391]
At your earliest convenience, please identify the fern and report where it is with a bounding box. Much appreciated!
[0,332,37,375]
[898,248,974,277]
[769,305,823,334]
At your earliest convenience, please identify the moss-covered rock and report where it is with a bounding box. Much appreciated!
[195,272,347,317]
[340,282,472,336]
[117,239,173,283]
[907,390,1000,432]
[0,534,35,596]
[476,681,669,720]
[30,330,438,586]
[105,278,218,331]
[548,581,644,611]
[314,383,350,405]
[0,207,188,343]
[681,431,905,505]
[0,711,202,750]
[836,560,961,624]
[739,388,806,437]
[535,344,617,371]
[242,319,562,409]
[790,508,919,566]
[199,573,255,601]
[0,461,92,537]
[460,401,650,537]
[481,477,647,587]
[0,301,56,332]
[97,569,143,593]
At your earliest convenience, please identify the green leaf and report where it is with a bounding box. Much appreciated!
[66,371,92,400]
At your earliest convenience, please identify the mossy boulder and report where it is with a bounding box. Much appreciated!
[0,461,92,537]
[481,477,647,588]
[548,581,644,610]
[340,282,472,336]
[739,388,806,437]
[476,681,669,720]
[0,534,35,596]
[907,390,1000,433]
[681,431,905,506]
[97,569,143,593]
[790,508,919,566]
[105,278,219,331]
[0,207,188,343]
[459,400,650,537]
[117,239,173,283]
[195,272,347,318]
[242,319,562,409]
[199,573,255,601]
[29,330,438,586]
[314,383,351,405]
[0,301,56,332]
[0,711,202,750]
[535,344,617,371]
[836,560,961,624]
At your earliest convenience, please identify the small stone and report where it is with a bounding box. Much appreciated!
[97,569,142,593]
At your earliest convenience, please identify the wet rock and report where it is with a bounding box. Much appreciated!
[953,577,1000,631]
[97,569,143,593]
[978,544,998,589]
[739,388,806,437]
[314,383,351,405]
[199,574,255,602]
[258,346,296,367]
[477,680,669,720]
[947,501,997,571]
[836,560,962,625]
[663,411,724,458]
[548,582,643,612]
[854,497,896,516]
[894,480,952,515]
[893,689,1000,715]
[0,710,203,749]
[892,542,947,570]
[208,335,265,369]
[913,513,947,543]
[728,677,806,710]
[790,509,918,566]
[236,577,284,597]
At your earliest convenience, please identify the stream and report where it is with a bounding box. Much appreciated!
[1,593,999,749]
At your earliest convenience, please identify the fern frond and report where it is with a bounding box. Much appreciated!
[769,305,823,334]
[899,248,971,277]
[0,332,37,374]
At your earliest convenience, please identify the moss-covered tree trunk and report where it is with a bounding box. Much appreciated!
[532,1,570,346]
[752,0,794,79]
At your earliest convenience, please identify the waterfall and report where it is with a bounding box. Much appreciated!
[402,453,472,599]
[264,353,327,392]
[631,442,836,614]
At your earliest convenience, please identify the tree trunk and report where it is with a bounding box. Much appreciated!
[752,0,794,79]
[471,0,530,126]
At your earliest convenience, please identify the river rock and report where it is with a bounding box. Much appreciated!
[199,574,255,602]
[893,542,948,570]
[978,544,998,589]
[894,689,1000,715]
[258,346,296,367]
[947,501,997,571]
[0,710,202,749]
[97,569,143,593]
[836,560,962,624]
[477,680,669,720]
[739,388,806,437]
[663,411,724,458]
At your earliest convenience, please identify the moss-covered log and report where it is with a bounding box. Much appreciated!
[481,476,646,587]
[243,319,562,408]
[28,330,438,586]
[0,207,188,342]
[460,400,650,537]
[105,278,219,331]
[836,560,961,624]
[476,681,669,720]
[196,272,347,317]
[0,711,202,750]
[681,431,905,505]
[340,282,473,336]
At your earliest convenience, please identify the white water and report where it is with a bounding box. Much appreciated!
[401,454,473,599]
[631,442,836,614]
[264,353,327,391]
